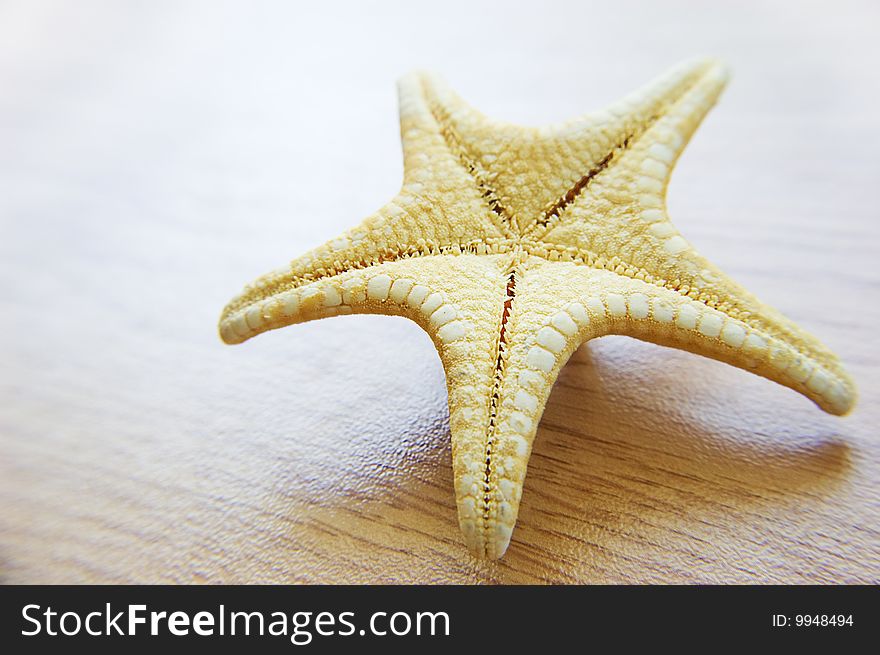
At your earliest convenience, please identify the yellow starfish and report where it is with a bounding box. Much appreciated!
[219,59,856,559]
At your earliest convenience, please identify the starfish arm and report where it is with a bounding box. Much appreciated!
[419,59,726,234]
[526,58,728,251]
[218,198,501,341]
[218,74,517,332]
[530,56,730,236]
[602,276,857,416]
[524,260,855,415]
[453,255,609,558]
[524,58,734,304]
[532,221,857,418]
[220,250,528,558]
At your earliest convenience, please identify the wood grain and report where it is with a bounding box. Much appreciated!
[1,0,878,584]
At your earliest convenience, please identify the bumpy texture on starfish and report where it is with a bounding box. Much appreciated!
[219,59,857,559]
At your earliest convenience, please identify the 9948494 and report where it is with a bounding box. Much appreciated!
[772,615,854,628]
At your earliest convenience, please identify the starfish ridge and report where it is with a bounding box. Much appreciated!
[219,59,856,559]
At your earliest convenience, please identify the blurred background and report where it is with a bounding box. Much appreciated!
[1,1,878,583]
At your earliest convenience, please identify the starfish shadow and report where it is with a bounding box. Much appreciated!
[493,336,854,582]
[252,323,852,582]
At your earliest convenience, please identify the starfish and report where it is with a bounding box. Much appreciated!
[219,59,856,559]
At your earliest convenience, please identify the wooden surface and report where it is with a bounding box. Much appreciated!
[1,1,878,584]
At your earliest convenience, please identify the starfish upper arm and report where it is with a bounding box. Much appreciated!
[219,74,518,331]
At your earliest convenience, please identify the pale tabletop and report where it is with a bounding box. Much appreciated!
[1,1,878,584]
